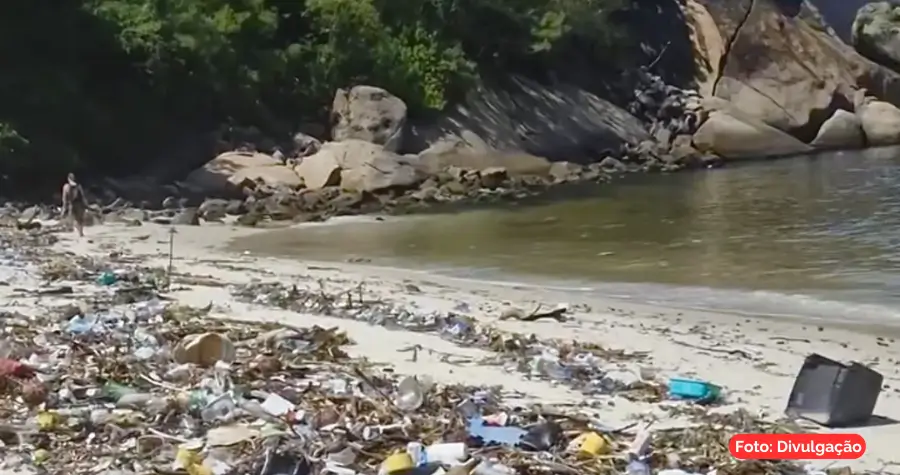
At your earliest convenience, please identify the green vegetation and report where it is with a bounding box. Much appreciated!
[0,0,628,187]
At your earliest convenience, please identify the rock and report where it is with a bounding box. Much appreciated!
[410,183,439,202]
[693,110,812,159]
[300,140,424,193]
[172,207,200,226]
[406,76,649,162]
[440,180,468,196]
[685,0,900,141]
[199,198,229,221]
[548,161,583,182]
[161,196,178,209]
[858,100,900,146]
[107,208,147,223]
[331,86,407,152]
[417,139,552,176]
[225,200,245,215]
[479,167,508,189]
[260,192,303,220]
[294,153,342,190]
[185,152,303,195]
[340,154,422,193]
[236,212,261,227]
[327,192,367,214]
[852,2,900,68]
[598,157,627,172]
[668,134,701,163]
[811,109,866,149]
[292,132,322,158]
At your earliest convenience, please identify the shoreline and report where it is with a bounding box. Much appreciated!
[228,212,900,336]
[10,220,900,471]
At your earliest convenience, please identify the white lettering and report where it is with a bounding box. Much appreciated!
[736,440,771,452]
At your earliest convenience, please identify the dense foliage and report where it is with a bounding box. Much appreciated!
[0,0,629,187]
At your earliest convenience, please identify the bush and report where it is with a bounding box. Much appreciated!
[0,0,629,187]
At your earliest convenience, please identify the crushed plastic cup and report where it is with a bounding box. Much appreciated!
[424,443,467,465]
[261,393,296,417]
[96,271,117,286]
[133,346,156,360]
[67,314,99,335]
[381,452,414,475]
[134,298,167,321]
[481,413,508,426]
[572,432,609,457]
[326,447,356,466]
[395,376,425,412]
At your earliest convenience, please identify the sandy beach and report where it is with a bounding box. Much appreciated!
[5,219,900,472]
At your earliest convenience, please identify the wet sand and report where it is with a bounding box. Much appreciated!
[13,220,900,471]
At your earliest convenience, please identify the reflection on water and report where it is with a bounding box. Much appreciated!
[233,146,900,322]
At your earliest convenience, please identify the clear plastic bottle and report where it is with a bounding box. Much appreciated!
[201,394,238,422]
[626,460,650,475]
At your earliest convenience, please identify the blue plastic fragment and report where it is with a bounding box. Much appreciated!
[466,417,527,447]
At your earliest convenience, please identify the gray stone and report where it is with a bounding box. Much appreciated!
[811,109,865,149]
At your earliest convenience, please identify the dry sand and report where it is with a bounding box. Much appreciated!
[6,219,900,472]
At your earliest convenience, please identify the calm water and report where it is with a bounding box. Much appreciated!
[233,146,900,324]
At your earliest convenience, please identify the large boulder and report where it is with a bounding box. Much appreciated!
[858,100,900,146]
[693,110,812,159]
[685,0,900,141]
[331,86,407,152]
[295,140,424,193]
[185,152,303,194]
[811,109,866,149]
[340,155,422,193]
[851,2,900,68]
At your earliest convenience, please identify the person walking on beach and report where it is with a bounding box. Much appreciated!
[61,173,88,237]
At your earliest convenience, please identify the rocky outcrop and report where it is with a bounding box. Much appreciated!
[184,152,303,194]
[685,0,900,142]
[811,109,865,149]
[851,2,900,69]
[406,76,650,163]
[331,86,407,152]
[857,100,900,146]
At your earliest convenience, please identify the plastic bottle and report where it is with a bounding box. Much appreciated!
[201,394,238,422]
[626,460,650,475]
[67,315,98,335]
[102,382,138,402]
[115,393,170,415]
[134,298,166,321]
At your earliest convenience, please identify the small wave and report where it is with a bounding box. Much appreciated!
[612,284,900,325]
[421,265,900,326]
